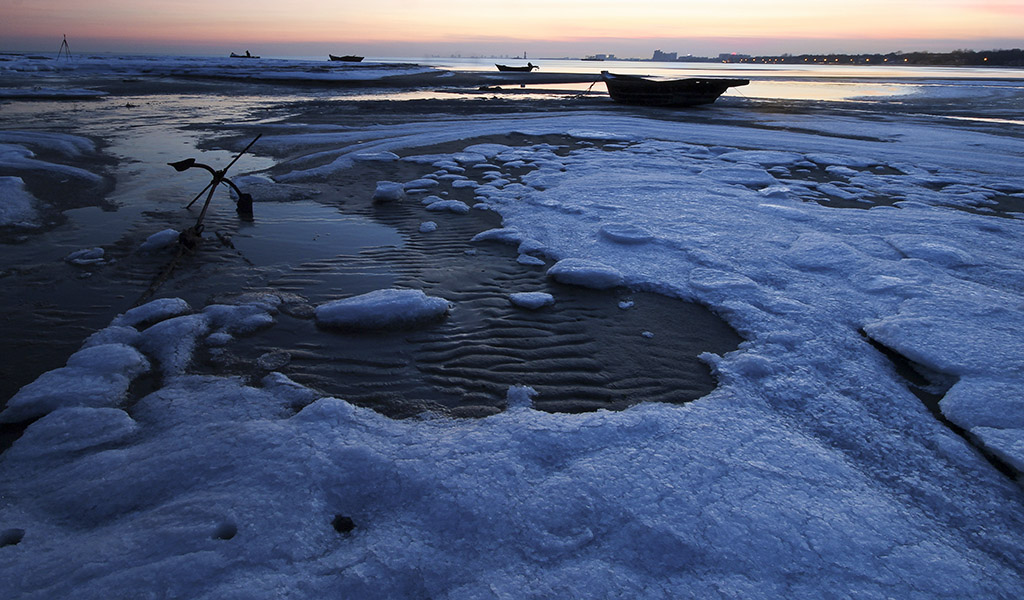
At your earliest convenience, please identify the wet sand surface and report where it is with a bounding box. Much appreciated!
[0,81,745,417]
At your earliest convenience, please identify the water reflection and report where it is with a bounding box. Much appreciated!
[232,201,403,267]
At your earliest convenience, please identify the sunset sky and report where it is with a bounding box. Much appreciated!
[2,0,1021,58]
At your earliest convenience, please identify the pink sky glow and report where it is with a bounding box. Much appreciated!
[2,0,1020,57]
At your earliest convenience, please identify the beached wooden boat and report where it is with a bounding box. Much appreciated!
[495,63,538,72]
[329,54,364,62]
[230,52,259,59]
[600,71,748,107]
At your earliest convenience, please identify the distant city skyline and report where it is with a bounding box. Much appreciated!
[2,1,1021,59]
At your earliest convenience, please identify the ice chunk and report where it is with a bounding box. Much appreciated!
[315,289,451,330]
[0,176,39,226]
[138,228,179,253]
[203,303,276,335]
[506,385,537,410]
[805,153,881,168]
[758,186,792,200]
[509,292,555,309]
[6,407,138,459]
[940,379,1024,430]
[112,298,192,329]
[425,199,470,214]
[452,151,486,165]
[82,325,141,349]
[517,254,545,266]
[65,247,105,265]
[463,143,513,158]
[547,258,624,289]
[372,181,405,203]
[0,344,150,423]
[970,427,1024,473]
[598,223,653,245]
[718,150,805,166]
[471,227,524,245]
[353,151,399,162]
[404,178,439,190]
[261,372,322,408]
[136,314,210,376]
[886,235,974,267]
[700,166,777,187]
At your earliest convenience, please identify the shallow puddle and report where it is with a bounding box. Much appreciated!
[231,201,403,267]
[1,113,744,422]
[194,136,743,417]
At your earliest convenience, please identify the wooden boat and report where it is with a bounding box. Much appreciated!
[230,51,259,58]
[495,63,538,72]
[329,54,364,62]
[600,71,748,107]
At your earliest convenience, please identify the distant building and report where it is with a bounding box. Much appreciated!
[652,50,678,62]
[719,53,751,62]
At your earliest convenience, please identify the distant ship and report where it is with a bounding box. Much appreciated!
[329,54,364,62]
[230,51,259,59]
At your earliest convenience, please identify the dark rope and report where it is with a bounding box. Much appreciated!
[573,78,602,100]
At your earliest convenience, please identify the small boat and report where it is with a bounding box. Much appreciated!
[600,71,748,107]
[495,62,538,72]
[230,51,259,58]
[329,54,364,62]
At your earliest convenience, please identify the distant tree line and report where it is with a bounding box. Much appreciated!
[675,48,1024,67]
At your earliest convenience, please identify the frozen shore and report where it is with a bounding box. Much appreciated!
[2,58,1024,598]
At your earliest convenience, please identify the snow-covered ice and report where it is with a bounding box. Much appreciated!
[64,247,105,265]
[137,228,180,253]
[0,176,38,227]
[509,291,555,309]
[372,181,405,202]
[424,198,471,214]
[547,258,626,289]
[2,56,1024,598]
[315,289,452,330]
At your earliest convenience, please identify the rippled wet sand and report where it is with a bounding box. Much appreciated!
[0,92,743,416]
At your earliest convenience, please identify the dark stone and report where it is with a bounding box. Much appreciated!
[1,528,25,547]
[332,515,355,534]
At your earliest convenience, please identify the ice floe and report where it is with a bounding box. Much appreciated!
[315,288,451,330]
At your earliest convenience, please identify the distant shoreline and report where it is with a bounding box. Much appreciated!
[4,48,1023,68]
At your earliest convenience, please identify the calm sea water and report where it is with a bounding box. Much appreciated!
[279,55,1024,109]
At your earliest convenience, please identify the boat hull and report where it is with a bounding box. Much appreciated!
[601,71,748,107]
[495,64,537,72]
[330,55,364,62]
